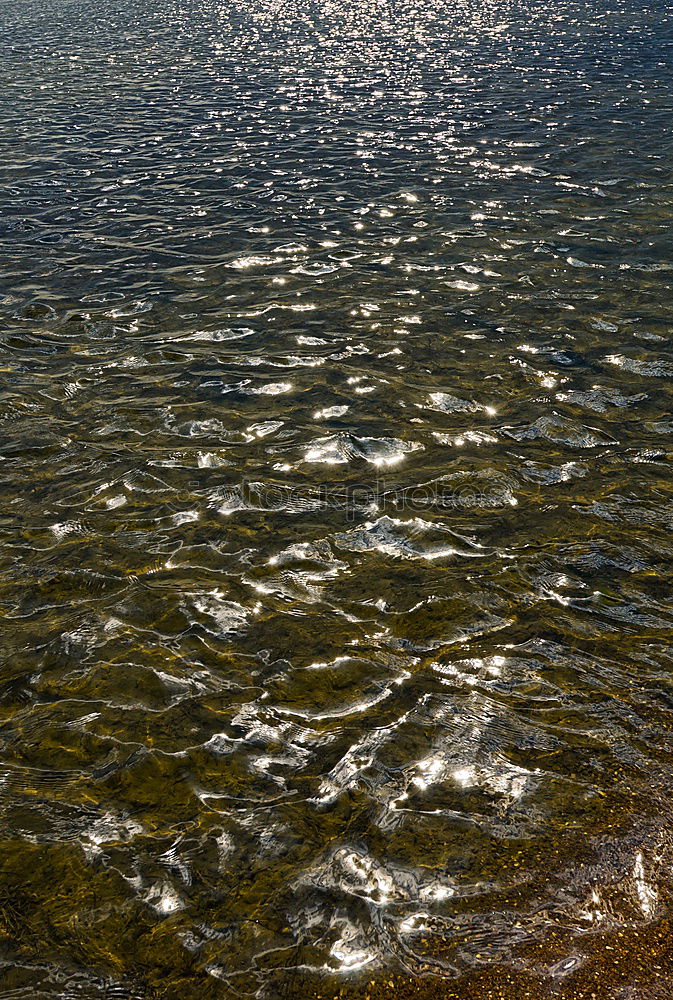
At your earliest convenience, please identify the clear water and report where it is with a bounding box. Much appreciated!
[1,0,673,997]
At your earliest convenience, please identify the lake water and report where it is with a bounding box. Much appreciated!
[2,0,673,997]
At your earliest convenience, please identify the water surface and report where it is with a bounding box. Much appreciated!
[2,0,673,996]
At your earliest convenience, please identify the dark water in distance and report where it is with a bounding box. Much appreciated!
[2,0,673,996]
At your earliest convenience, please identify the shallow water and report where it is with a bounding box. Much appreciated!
[2,0,673,996]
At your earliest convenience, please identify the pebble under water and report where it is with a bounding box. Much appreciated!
[1,0,673,997]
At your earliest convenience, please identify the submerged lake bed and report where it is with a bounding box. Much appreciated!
[1,0,673,996]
